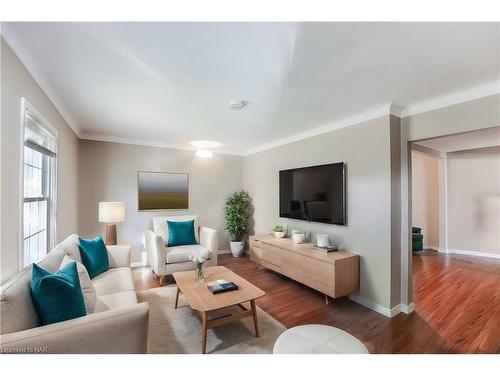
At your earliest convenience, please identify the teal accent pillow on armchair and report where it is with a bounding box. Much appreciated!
[30,262,86,325]
[79,236,109,279]
[167,219,198,247]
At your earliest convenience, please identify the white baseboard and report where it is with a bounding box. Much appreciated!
[424,245,440,252]
[399,302,415,314]
[348,294,414,318]
[445,249,500,259]
[218,249,232,255]
[349,295,391,317]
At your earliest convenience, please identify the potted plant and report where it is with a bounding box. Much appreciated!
[291,229,307,244]
[224,191,252,257]
[271,225,286,238]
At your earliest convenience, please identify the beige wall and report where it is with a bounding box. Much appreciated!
[78,140,243,263]
[411,151,440,248]
[407,94,500,141]
[1,37,79,283]
[447,146,500,256]
[243,116,395,310]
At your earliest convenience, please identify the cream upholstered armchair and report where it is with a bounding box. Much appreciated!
[144,215,218,279]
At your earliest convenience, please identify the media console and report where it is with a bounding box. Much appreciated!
[249,235,359,303]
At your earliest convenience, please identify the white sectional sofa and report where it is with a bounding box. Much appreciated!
[0,234,149,354]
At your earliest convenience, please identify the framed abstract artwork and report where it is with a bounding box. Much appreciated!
[137,171,189,211]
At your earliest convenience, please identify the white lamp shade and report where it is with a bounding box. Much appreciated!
[99,202,125,223]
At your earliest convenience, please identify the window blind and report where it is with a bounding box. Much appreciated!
[22,105,57,267]
[24,112,57,156]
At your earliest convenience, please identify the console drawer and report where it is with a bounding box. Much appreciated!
[282,251,335,296]
[249,245,263,260]
[262,244,282,266]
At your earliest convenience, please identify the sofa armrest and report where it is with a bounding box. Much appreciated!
[144,229,165,275]
[200,226,218,259]
[106,244,131,268]
[0,303,149,354]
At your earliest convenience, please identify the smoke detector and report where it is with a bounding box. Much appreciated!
[229,100,248,110]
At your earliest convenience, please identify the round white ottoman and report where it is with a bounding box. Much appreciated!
[273,324,369,354]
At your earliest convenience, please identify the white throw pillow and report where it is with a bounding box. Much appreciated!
[56,234,82,263]
[60,255,97,314]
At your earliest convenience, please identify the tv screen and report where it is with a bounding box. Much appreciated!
[279,162,346,225]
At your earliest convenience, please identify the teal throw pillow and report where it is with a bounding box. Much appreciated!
[167,219,198,247]
[30,262,86,325]
[78,236,109,279]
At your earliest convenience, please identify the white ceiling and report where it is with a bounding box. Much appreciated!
[3,22,499,155]
[415,126,500,153]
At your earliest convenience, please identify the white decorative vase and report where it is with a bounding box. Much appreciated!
[292,232,306,244]
[230,241,245,257]
[273,231,285,238]
[195,262,205,282]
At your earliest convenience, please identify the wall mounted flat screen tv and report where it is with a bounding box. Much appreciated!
[279,162,346,225]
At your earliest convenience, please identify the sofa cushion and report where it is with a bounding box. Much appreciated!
[167,219,198,247]
[30,262,86,325]
[56,233,82,263]
[92,267,135,297]
[60,255,97,314]
[79,236,109,279]
[166,244,211,264]
[0,267,40,334]
[153,215,199,244]
[93,291,139,313]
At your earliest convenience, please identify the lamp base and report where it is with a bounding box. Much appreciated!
[105,223,117,246]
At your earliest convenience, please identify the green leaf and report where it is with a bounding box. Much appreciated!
[224,191,253,241]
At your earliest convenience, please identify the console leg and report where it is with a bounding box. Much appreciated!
[324,294,329,305]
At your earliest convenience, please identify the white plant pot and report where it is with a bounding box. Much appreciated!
[273,231,285,238]
[292,232,305,244]
[230,241,245,257]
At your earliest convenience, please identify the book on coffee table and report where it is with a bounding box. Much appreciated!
[207,279,239,294]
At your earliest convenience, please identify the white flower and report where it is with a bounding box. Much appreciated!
[189,248,210,264]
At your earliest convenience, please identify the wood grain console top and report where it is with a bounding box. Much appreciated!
[251,235,358,265]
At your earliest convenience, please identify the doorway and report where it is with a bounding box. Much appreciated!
[408,126,500,353]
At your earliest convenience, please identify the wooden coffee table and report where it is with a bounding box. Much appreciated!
[172,265,265,354]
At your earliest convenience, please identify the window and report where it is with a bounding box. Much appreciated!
[21,99,57,267]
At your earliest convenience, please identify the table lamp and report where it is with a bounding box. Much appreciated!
[99,202,125,245]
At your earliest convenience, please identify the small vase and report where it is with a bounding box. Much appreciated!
[195,262,205,282]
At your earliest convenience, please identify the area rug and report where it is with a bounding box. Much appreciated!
[137,286,286,354]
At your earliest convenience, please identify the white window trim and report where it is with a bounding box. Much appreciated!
[19,97,58,269]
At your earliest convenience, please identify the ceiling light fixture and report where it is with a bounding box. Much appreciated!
[229,99,248,110]
[189,140,221,148]
[195,149,213,158]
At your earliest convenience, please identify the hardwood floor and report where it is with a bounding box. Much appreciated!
[412,250,500,354]
[132,250,500,354]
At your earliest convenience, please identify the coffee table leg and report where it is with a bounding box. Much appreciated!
[201,311,208,354]
[175,287,180,309]
[250,299,260,337]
